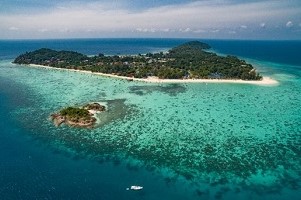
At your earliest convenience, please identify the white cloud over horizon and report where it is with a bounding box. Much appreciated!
[9,26,19,31]
[286,21,294,28]
[260,23,266,28]
[1,0,301,39]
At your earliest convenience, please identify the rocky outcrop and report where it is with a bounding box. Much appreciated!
[83,102,106,112]
[50,102,106,128]
[51,113,66,126]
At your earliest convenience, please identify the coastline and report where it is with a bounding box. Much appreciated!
[51,103,106,128]
[26,63,279,86]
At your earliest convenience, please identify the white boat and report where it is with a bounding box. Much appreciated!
[130,185,143,190]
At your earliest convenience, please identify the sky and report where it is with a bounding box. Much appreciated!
[0,0,301,39]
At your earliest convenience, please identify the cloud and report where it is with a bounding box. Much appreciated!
[286,21,293,28]
[180,28,192,33]
[1,0,301,39]
[260,22,266,28]
[161,28,170,32]
[135,28,146,32]
[211,30,220,33]
[135,28,156,33]
[38,28,48,33]
[193,29,206,33]
[9,26,19,31]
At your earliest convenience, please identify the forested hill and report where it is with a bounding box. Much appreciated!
[169,41,211,53]
[13,41,262,80]
[13,48,88,65]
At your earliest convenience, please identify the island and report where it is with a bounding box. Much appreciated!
[13,41,263,81]
[51,103,106,128]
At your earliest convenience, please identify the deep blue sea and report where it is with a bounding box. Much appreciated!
[0,39,300,199]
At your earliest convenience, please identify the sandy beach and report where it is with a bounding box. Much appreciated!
[27,64,279,86]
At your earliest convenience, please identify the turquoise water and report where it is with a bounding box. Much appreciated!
[0,39,300,199]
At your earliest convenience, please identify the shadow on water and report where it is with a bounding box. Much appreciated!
[93,99,135,127]
[128,84,187,96]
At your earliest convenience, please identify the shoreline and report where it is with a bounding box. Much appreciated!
[50,102,106,128]
[25,63,279,86]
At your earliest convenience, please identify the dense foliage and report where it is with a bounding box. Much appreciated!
[14,48,88,66]
[60,107,91,120]
[14,41,262,80]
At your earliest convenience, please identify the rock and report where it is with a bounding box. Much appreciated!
[50,102,106,128]
[84,103,106,112]
[51,113,66,126]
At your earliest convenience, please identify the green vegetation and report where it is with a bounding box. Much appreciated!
[83,103,106,111]
[60,107,91,121]
[51,103,106,127]
[14,48,88,67]
[14,41,262,80]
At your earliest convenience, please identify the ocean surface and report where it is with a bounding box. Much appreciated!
[0,38,300,199]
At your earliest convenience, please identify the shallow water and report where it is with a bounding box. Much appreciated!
[0,39,301,199]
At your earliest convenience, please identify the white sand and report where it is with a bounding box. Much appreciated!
[27,64,279,86]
